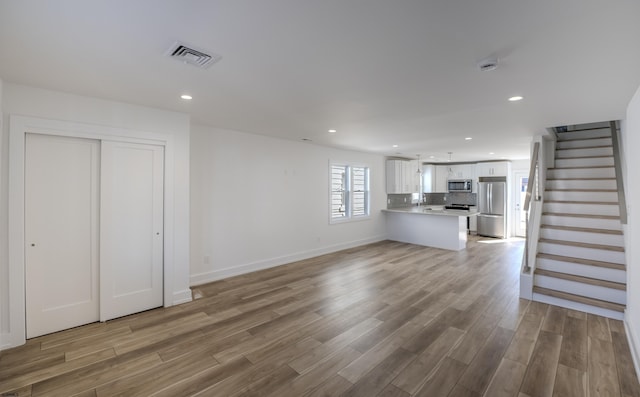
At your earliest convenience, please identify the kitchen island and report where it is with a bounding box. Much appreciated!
[382,206,479,251]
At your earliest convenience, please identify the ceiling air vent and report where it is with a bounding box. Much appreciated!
[166,41,222,69]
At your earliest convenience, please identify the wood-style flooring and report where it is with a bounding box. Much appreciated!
[1,237,639,396]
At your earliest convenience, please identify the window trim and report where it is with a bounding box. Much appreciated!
[329,161,371,224]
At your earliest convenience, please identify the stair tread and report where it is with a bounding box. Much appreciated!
[541,224,622,235]
[537,253,625,270]
[549,165,614,170]
[542,212,620,220]
[533,286,625,312]
[544,200,618,205]
[539,238,624,252]
[557,136,612,142]
[554,154,613,158]
[546,177,616,181]
[545,189,617,192]
[534,268,626,290]
[556,145,612,150]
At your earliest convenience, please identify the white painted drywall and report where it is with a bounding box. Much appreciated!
[189,124,388,285]
[0,78,5,346]
[624,84,640,376]
[0,83,191,349]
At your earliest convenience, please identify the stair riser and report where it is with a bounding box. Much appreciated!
[556,147,613,158]
[556,138,612,149]
[532,292,624,320]
[547,167,614,179]
[544,191,618,202]
[557,128,611,140]
[534,275,626,304]
[543,202,619,217]
[546,179,617,190]
[541,215,621,231]
[536,258,626,283]
[540,228,624,247]
[554,157,614,168]
[538,242,625,264]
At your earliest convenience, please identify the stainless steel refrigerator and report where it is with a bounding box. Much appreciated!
[477,176,507,238]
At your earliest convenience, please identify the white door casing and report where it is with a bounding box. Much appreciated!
[100,141,164,321]
[7,115,177,349]
[514,171,529,237]
[25,134,100,338]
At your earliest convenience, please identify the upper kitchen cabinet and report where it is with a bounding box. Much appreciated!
[386,160,421,194]
[386,160,404,193]
[434,165,449,192]
[407,160,421,193]
[422,164,435,192]
[450,164,475,180]
[477,161,510,177]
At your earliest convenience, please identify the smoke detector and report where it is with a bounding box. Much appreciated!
[166,41,222,69]
[477,58,498,72]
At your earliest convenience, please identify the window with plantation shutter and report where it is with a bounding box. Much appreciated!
[330,165,347,219]
[329,162,370,223]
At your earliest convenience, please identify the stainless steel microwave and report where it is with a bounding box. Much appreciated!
[448,179,473,192]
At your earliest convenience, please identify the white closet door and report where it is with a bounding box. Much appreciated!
[25,134,100,338]
[100,141,164,321]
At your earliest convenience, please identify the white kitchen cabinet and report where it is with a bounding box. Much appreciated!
[408,160,421,193]
[434,165,449,192]
[386,160,420,194]
[477,161,509,177]
[448,164,475,180]
[386,160,404,193]
[422,164,435,192]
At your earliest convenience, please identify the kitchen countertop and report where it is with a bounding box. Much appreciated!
[382,205,479,217]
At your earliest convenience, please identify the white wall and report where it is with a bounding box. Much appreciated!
[0,83,191,349]
[624,84,640,374]
[0,78,5,343]
[190,124,387,284]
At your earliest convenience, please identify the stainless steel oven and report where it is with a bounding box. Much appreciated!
[447,179,472,192]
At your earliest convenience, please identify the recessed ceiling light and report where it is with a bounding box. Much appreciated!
[328,129,337,133]
[180,94,193,100]
[392,144,399,148]
[508,96,523,101]
[489,152,495,155]
[465,137,472,141]
[429,155,435,159]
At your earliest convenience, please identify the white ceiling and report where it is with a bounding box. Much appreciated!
[1,1,639,162]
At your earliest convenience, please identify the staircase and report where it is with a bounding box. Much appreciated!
[531,124,626,320]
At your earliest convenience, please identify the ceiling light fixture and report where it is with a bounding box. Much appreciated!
[392,144,399,148]
[489,152,495,155]
[328,129,337,133]
[465,137,472,141]
[416,154,422,174]
[180,94,193,100]
[508,96,523,101]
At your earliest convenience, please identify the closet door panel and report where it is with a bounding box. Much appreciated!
[25,134,100,338]
[100,141,164,321]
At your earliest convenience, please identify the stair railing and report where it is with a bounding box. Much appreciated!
[609,121,627,225]
[523,141,541,273]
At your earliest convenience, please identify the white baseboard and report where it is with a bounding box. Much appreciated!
[172,289,193,305]
[624,312,640,382]
[190,235,387,286]
[0,334,11,352]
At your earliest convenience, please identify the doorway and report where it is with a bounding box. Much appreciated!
[24,134,164,338]
[514,171,529,237]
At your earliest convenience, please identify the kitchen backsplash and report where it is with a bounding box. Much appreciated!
[387,192,477,208]
[387,194,414,208]
[446,192,477,205]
